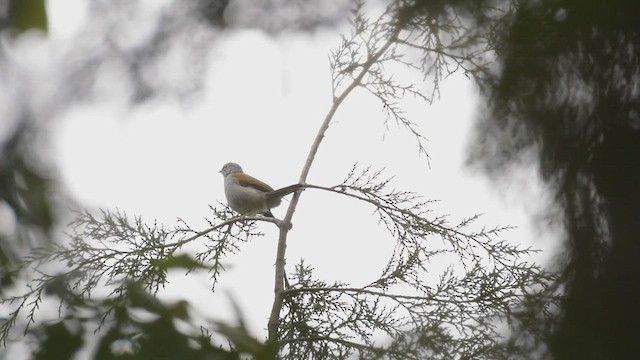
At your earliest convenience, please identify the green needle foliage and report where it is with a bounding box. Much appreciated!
[277,166,555,359]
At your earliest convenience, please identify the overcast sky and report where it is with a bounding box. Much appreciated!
[5,0,561,351]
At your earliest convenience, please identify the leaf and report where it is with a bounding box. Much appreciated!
[32,321,83,360]
[152,254,206,271]
[10,0,48,33]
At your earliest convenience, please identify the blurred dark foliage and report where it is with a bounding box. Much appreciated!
[468,0,640,358]
[26,280,276,360]
[0,0,47,33]
[0,123,55,291]
[0,0,52,295]
[196,0,231,28]
[223,0,349,33]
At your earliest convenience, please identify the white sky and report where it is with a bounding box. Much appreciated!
[5,0,561,354]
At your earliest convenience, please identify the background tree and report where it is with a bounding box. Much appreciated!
[0,0,52,295]
[2,0,557,359]
[468,0,640,358]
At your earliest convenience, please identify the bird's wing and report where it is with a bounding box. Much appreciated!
[233,173,275,192]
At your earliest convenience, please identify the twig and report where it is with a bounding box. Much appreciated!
[266,11,405,345]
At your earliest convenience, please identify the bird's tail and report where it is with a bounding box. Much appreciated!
[265,184,304,201]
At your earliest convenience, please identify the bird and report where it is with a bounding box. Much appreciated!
[219,162,302,218]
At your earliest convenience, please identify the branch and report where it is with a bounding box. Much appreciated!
[1,209,276,344]
[278,336,422,360]
[266,5,405,345]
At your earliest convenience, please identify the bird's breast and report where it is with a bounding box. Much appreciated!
[224,180,268,215]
